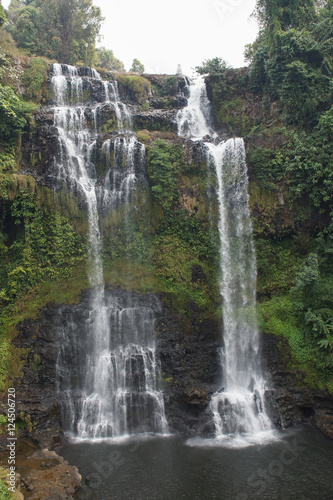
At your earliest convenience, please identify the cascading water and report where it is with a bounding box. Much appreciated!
[176,75,215,139]
[51,63,167,438]
[177,75,274,445]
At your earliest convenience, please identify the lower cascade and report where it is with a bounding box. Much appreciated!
[177,76,274,444]
[51,63,167,439]
[56,291,168,438]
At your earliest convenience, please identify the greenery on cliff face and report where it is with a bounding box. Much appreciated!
[147,139,220,320]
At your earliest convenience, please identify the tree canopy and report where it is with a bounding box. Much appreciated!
[255,0,317,33]
[196,57,230,76]
[130,58,144,74]
[247,0,333,127]
[0,2,6,28]
[6,0,104,66]
[95,48,125,72]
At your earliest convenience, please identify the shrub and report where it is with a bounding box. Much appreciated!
[22,57,48,102]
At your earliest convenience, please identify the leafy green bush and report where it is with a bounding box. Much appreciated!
[0,4,6,29]
[196,57,230,75]
[0,477,10,500]
[159,76,178,97]
[0,84,35,138]
[22,57,48,102]
[0,49,22,87]
[95,47,124,72]
[147,139,183,209]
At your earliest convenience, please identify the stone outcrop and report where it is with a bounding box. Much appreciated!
[263,333,333,439]
[158,305,221,435]
[21,449,81,499]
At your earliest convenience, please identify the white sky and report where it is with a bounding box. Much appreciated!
[2,0,259,74]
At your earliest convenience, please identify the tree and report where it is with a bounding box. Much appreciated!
[6,0,104,65]
[196,57,230,75]
[254,0,317,33]
[0,1,6,28]
[176,64,183,76]
[130,58,144,74]
[95,48,125,72]
[0,84,35,138]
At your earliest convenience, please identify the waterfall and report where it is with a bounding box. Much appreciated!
[176,75,215,139]
[51,63,167,439]
[177,76,274,445]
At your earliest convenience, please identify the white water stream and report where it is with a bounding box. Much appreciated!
[52,64,167,438]
[177,75,275,446]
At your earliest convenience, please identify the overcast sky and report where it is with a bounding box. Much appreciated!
[3,0,259,74]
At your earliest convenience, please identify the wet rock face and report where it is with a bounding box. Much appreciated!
[9,305,65,450]
[8,289,221,443]
[157,306,221,436]
[262,333,333,439]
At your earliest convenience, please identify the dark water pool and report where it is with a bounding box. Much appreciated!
[62,426,333,500]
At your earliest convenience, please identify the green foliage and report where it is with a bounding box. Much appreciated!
[259,294,333,388]
[19,411,36,432]
[256,237,304,297]
[22,56,48,102]
[0,414,7,434]
[0,48,22,87]
[147,139,183,209]
[102,197,153,265]
[130,58,144,74]
[0,189,86,302]
[283,125,333,221]
[159,76,178,97]
[204,69,253,133]
[248,44,270,94]
[136,130,150,143]
[0,142,17,175]
[196,57,230,75]
[153,235,218,317]
[254,0,317,34]
[115,74,150,104]
[0,3,6,28]
[290,247,333,356]
[157,207,219,262]
[292,252,319,290]
[6,0,103,66]
[0,84,35,138]
[247,146,285,188]
[0,335,10,391]
[95,47,125,72]
[250,1,332,127]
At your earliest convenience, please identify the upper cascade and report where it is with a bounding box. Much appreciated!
[51,63,131,130]
[177,75,275,446]
[176,75,216,140]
